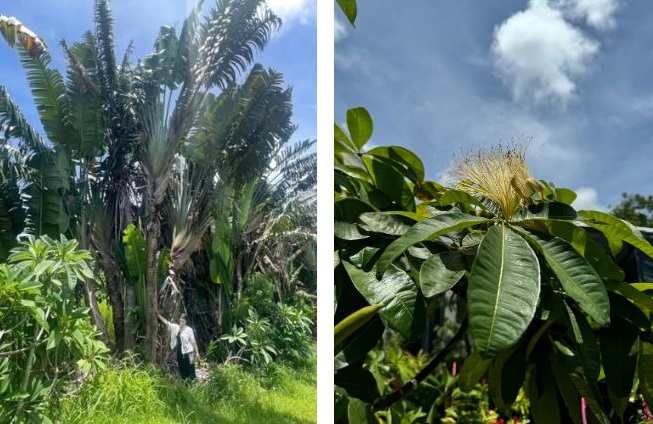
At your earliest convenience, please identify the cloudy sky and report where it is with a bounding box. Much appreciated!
[335,0,653,211]
[1,0,316,145]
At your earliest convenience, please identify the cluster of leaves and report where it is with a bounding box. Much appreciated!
[335,107,653,424]
[0,235,109,424]
[214,302,314,369]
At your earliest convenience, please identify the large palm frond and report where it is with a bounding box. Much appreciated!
[0,15,46,58]
[0,85,47,154]
[194,0,281,88]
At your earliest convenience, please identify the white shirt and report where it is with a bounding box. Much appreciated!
[165,323,197,355]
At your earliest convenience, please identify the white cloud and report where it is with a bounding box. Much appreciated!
[335,17,348,43]
[552,0,620,31]
[491,0,599,103]
[264,0,315,26]
[572,186,606,211]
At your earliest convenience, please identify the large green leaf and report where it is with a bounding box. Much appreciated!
[438,189,486,210]
[600,316,638,403]
[335,315,384,369]
[366,145,425,183]
[526,363,561,424]
[607,282,653,312]
[489,344,526,411]
[122,224,146,284]
[343,261,423,339]
[358,212,415,236]
[346,107,372,150]
[347,398,376,424]
[544,220,624,282]
[519,229,610,326]
[377,212,488,276]
[514,202,577,222]
[563,303,600,382]
[364,156,414,211]
[568,372,610,424]
[468,225,540,357]
[335,123,356,154]
[579,209,653,259]
[419,251,466,297]
[549,353,583,424]
[335,304,384,352]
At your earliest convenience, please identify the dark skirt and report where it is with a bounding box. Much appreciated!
[176,343,196,381]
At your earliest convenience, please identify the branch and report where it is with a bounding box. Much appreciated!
[372,319,468,412]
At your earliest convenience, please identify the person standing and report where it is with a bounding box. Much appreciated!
[158,313,200,381]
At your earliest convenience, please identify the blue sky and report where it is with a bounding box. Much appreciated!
[1,0,316,145]
[335,0,653,211]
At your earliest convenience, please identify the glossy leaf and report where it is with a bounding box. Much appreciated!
[358,212,414,236]
[550,354,583,424]
[364,156,414,211]
[346,107,372,149]
[335,222,368,241]
[335,198,375,223]
[377,212,488,276]
[555,188,577,205]
[468,225,540,357]
[336,316,384,368]
[438,189,485,209]
[343,261,423,339]
[606,282,653,313]
[520,229,610,326]
[367,145,425,183]
[335,123,356,154]
[568,372,610,424]
[579,209,653,258]
[419,251,466,297]
[564,303,600,382]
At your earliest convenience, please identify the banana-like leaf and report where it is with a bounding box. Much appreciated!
[343,261,423,340]
[122,224,146,284]
[519,228,610,326]
[376,212,489,276]
[579,209,653,258]
[419,251,466,297]
[468,225,540,357]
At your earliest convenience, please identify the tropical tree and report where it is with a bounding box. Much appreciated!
[1,0,315,364]
[335,107,653,423]
[611,192,653,227]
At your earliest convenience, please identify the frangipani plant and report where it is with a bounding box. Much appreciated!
[335,107,653,424]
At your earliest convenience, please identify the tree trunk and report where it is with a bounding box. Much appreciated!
[98,252,125,353]
[84,280,109,345]
[123,282,137,350]
[144,211,161,363]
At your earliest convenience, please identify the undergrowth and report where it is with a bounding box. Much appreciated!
[50,348,316,424]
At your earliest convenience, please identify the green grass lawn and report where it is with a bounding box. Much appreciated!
[51,354,316,424]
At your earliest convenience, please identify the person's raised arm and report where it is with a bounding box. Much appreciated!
[158,314,170,327]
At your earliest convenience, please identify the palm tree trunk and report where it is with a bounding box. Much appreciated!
[98,252,125,353]
[123,282,136,350]
[144,211,160,363]
[84,280,109,345]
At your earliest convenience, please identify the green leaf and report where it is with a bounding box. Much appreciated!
[527,363,561,424]
[364,156,414,211]
[489,344,526,411]
[377,212,488,276]
[419,251,466,297]
[347,398,376,424]
[336,315,384,369]
[366,145,425,183]
[550,354,583,424]
[335,123,356,154]
[468,225,540,357]
[606,282,653,313]
[544,220,624,282]
[335,365,379,403]
[346,107,372,149]
[335,222,368,241]
[335,198,375,223]
[336,0,358,26]
[519,229,610,326]
[555,188,577,205]
[438,189,486,209]
[457,351,492,392]
[343,261,423,339]
[514,202,577,222]
[358,212,414,236]
[568,372,611,424]
[579,209,653,258]
[563,303,600,382]
[639,341,653,409]
[335,304,384,353]
[600,316,638,402]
